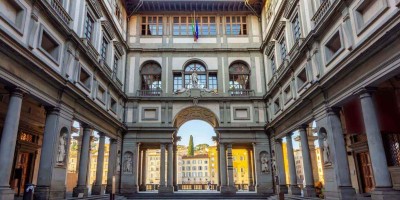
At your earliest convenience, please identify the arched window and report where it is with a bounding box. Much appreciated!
[229,62,250,95]
[140,62,162,96]
[173,62,217,91]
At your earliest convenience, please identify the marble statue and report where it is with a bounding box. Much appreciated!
[261,152,270,173]
[56,132,67,165]
[123,153,133,174]
[322,132,331,165]
[191,72,198,88]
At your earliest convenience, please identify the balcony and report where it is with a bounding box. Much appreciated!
[311,0,332,25]
[137,89,162,97]
[49,0,72,25]
[228,89,254,97]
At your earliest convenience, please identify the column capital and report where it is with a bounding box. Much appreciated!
[226,143,233,148]
[355,87,377,98]
[81,123,93,129]
[286,132,294,138]
[44,106,61,115]
[275,138,283,144]
[110,138,118,144]
[98,132,106,138]
[6,86,27,98]
[298,124,308,131]
[326,106,341,116]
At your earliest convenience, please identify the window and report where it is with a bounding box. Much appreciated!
[97,85,106,103]
[192,166,196,170]
[208,73,218,90]
[110,97,117,113]
[297,68,308,89]
[292,14,301,41]
[84,13,94,41]
[100,37,108,61]
[226,16,247,35]
[182,166,185,171]
[279,36,287,61]
[269,54,276,74]
[284,85,292,102]
[173,74,183,92]
[141,16,163,36]
[204,160,208,164]
[198,160,202,164]
[186,161,190,164]
[198,172,202,177]
[274,98,280,113]
[173,16,216,36]
[192,160,196,164]
[0,0,26,33]
[140,62,162,95]
[79,67,91,89]
[204,166,208,170]
[113,56,119,79]
[324,31,343,63]
[40,29,60,62]
[186,166,190,170]
[229,62,250,95]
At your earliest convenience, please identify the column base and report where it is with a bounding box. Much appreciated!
[288,185,301,195]
[221,185,237,195]
[256,185,274,195]
[0,187,14,200]
[371,187,400,200]
[139,184,147,191]
[324,186,356,200]
[91,184,105,195]
[120,185,138,195]
[248,185,255,191]
[277,185,288,194]
[302,186,316,197]
[72,185,88,197]
[174,185,178,191]
[158,185,174,194]
[35,185,66,199]
[105,184,112,194]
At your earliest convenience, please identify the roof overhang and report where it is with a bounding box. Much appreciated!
[125,0,263,16]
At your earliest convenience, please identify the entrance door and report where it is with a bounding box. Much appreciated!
[12,152,33,196]
[357,152,375,193]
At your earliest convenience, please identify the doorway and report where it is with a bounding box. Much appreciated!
[357,152,375,193]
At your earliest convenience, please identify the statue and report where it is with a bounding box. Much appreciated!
[322,132,331,165]
[123,153,133,174]
[261,152,270,173]
[56,132,67,165]
[191,72,198,88]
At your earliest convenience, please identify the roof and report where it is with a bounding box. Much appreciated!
[182,154,209,159]
[125,0,263,16]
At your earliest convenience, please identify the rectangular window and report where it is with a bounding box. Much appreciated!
[79,67,91,90]
[113,56,119,78]
[208,73,217,90]
[84,13,94,41]
[110,97,117,113]
[40,30,60,62]
[270,55,276,74]
[141,16,163,36]
[325,31,343,63]
[100,37,108,61]
[297,68,308,89]
[173,74,183,92]
[173,16,216,36]
[279,37,287,61]
[97,85,106,103]
[284,85,292,102]
[226,16,247,35]
[274,98,280,114]
[292,14,301,41]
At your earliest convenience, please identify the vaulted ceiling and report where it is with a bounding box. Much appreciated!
[124,0,264,16]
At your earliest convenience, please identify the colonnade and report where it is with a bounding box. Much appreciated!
[272,89,400,199]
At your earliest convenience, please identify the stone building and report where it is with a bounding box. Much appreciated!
[0,0,399,199]
[181,154,210,184]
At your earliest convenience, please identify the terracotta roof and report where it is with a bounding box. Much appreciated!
[182,154,209,159]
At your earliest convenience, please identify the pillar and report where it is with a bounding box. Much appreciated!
[221,143,236,195]
[73,125,92,197]
[247,148,255,191]
[286,133,301,195]
[120,140,138,194]
[359,90,400,199]
[167,144,174,190]
[92,133,106,195]
[173,145,178,191]
[299,125,316,197]
[139,149,147,191]
[219,143,227,188]
[319,108,356,199]
[0,88,24,200]
[158,143,173,193]
[106,138,118,193]
[275,139,288,194]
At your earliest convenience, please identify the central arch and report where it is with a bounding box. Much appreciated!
[173,106,219,128]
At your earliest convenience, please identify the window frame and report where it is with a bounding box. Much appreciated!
[78,65,92,91]
[225,16,247,36]
[228,62,251,91]
[140,62,162,93]
[290,12,302,42]
[38,25,62,65]
[141,16,163,36]
[84,12,95,42]
[0,0,26,35]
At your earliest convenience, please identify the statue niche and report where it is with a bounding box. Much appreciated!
[123,151,133,174]
[260,151,270,174]
[56,128,68,166]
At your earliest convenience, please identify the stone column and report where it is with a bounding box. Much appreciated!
[120,140,138,194]
[0,88,24,200]
[139,149,147,191]
[92,133,106,195]
[286,133,301,195]
[247,148,255,191]
[159,143,173,193]
[137,148,142,190]
[106,138,117,194]
[275,139,288,193]
[299,125,316,197]
[359,90,400,199]
[219,143,227,188]
[221,144,236,194]
[320,108,355,199]
[173,145,178,191]
[167,144,174,190]
[73,125,92,197]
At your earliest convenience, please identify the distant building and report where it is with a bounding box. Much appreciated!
[181,154,210,184]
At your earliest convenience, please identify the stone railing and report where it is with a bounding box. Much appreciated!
[178,184,218,190]
[49,0,72,25]
[311,0,332,25]
[228,89,254,97]
[137,89,162,97]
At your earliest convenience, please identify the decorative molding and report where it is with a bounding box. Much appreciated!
[101,21,116,39]
[283,0,299,19]
[114,41,125,56]
[87,0,103,19]
[273,21,286,40]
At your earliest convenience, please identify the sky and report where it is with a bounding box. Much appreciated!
[177,120,216,146]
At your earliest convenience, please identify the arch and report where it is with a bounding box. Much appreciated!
[229,61,250,91]
[173,106,219,128]
[140,61,162,92]
[182,58,209,71]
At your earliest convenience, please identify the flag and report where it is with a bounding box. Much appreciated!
[192,12,199,42]
[195,18,199,41]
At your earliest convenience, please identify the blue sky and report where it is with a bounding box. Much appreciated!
[177,120,216,146]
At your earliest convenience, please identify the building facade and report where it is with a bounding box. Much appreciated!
[0,0,399,199]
